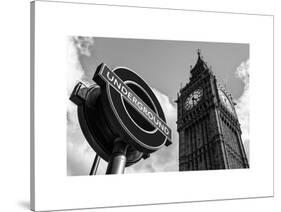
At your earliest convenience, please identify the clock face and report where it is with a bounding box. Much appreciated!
[218,89,234,114]
[184,88,203,111]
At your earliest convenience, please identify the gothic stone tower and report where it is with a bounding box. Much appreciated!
[176,51,249,171]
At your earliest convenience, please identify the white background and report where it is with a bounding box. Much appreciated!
[0,0,279,212]
[33,1,273,211]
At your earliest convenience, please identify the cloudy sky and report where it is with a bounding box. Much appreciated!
[67,36,249,176]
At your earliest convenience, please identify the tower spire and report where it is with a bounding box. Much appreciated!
[197,48,201,58]
[189,49,209,81]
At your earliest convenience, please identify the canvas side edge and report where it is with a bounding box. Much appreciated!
[30,1,36,211]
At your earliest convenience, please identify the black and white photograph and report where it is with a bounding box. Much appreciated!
[67,36,250,176]
[28,1,274,211]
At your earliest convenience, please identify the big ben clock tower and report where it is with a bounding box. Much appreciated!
[176,50,249,171]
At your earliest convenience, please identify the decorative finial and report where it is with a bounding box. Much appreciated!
[197,48,201,57]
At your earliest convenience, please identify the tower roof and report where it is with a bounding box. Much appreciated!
[190,49,209,75]
[188,49,212,83]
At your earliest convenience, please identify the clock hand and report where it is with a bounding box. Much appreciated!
[192,97,195,105]
[193,96,199,102]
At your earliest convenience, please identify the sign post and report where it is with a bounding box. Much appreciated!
[89,154,100,175]
[106,138,128,174]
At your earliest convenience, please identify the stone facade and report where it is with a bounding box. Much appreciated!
[177,51,249,171]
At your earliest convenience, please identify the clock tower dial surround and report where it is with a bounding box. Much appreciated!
[176,51,249,171]
[184,88,203,111]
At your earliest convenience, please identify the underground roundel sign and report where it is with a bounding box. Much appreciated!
[93,63,172,153]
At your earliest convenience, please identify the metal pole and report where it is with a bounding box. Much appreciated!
[89,154,100,175]
[106,139,128,175]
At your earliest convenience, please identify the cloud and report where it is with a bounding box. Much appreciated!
[66,36,95,125]
[126,88,178,174]
[66,36,108,176]
[72,36,95,57]
[234,60,250,160]
[66,37,84,125]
